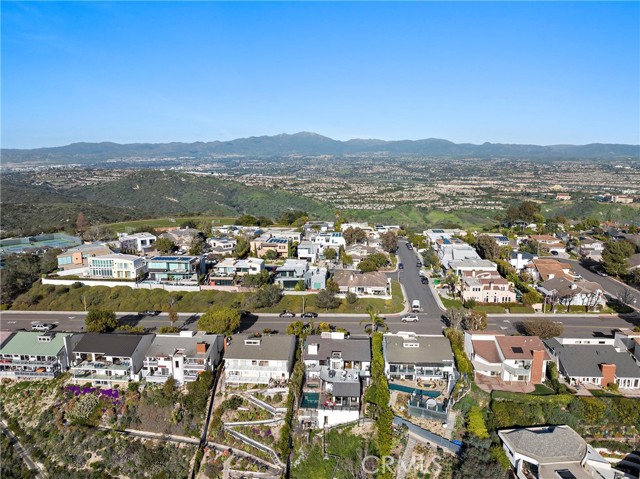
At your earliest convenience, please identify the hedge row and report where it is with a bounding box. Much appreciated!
[444,328,473,375]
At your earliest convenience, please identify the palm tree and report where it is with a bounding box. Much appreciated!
[360,305,388,335]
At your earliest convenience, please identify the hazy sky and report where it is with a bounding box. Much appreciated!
[2,1,639,148]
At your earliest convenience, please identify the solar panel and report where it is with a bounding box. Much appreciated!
[512,347,524,354]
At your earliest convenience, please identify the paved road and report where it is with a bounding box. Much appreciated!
[557,258,640,308]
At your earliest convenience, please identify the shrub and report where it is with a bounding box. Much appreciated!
[467,406,489,439]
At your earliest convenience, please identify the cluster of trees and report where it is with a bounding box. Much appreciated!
[277,210,308,226]
[197,307,241,335]
[1,248,61,306]
[504,201,542,224]
[241,270,271,288]
[84,309,119,333]
[444,307,488,332]
[357,252,389,273]
[285,320,348,338]
[236,214,274,227]
[602,239,638,277]
[343,227,367,245]
[520,317,563,339]
[315,280,341,310]
[364,332,393,479]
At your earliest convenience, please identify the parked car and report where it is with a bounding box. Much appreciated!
[551,251,559,256]
[301,312,318,319]
[407,243,413,250]
[421,277,429,284]
[279,311,296,318]
[398,263,404,269]
[598,271,608,277]
[416,261,422,267]
[138,310,161,317]
[31,323,53,332]
[401,315,419,323]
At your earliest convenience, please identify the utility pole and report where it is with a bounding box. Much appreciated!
[82,295,87,312]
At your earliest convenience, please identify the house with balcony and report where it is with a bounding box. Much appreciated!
[70,333,154,386]
[313,232,346,253]
[383,333,456,387]
[117,232,157,254]
[528,234,567,254]
[213,257,265,277]
[544,337,640,390]
[207,237,237,255]
[56,243,113,272]
[297,240,320,263]
[142,331,224,385]
[88,254,147,281]
[434,238,480,269]
[448,258,498,277]
[298,332,370,427]
[146,255,200,283]
[0,331,77,379]
[250,235,290,258]
[275,259,309,289]
[464,332,550,385]
[537,278,605,309]
[460,272,517,304]
[224,335,296,385]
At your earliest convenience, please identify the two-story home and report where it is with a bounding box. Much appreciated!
[435,239,481,269]
[509,251,538,271]
[297,240,320,263]
[313,232,346,252]
[275,259,309,289]
[528,234,566,254]
[57,243,113,272]
[207,237,237,255]
[459,271,517,304]
[224,335,296,385]
[332,270,391,297]
[117,232,157,254]
[544,337,640,390]
[448,258,498,277]
[299,332,371,427]
[499,425,624,479]
[526,259,574,282]
[578,238,605,261]
[88,254,147,280]
[159,228,201,251]
[250,235,290,258]
[0,331,78,379]
[70,333,155,386]
[383,333,456,387]
[142,331,224,385]
[146,255,201,283]
[464,332,550,384]
[213,257,265,277]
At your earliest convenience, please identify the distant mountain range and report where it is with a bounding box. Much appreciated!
[2,132,639,163]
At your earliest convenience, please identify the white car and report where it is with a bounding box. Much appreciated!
[401,314,419,323]
[31,323,53,332]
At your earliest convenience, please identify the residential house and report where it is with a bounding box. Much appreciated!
[332,270,391,297]
[482,233,511,247]
[299,332,370,427]
[448,258,498,277]
[250,235,290,258]
[499,425,625,479]
[0,331,77,379]
[510,251,538,271]
[423,229,466,246]
[142,331,224,385]
[261,228,302,243]
[146,255,200,283]
[537,278,605,309]
[275,259,309,289]
[460,272,517,304]
[555,193,572,200]
[345,244,383,268]
[383,333,456,387]
[88,254,147,280]
[159,228,200,250]
[70,333,155,386]
[207,237,237,255]
[544,337,640,390]
[526,259,574,282]
[313,232,346,252]
[610,194,635,204]
[303,221,334,235]
[305,267,328,291]
[224,335,296,385]
[56,243,113,271]
[117,232,157,254]
[464,332,550,384]
[297,240,320,263]
[614,329,640,365]
[434,239,480,269]
[528,235,566,254]
[578,238,605,261]
[213,257,265,277]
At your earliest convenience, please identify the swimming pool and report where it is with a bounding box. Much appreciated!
[389,383,440,398]
[300,392,320,408]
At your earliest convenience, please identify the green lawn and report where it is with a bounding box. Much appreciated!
[441,297,463,309]
[105,216,238,233]
[531,384,556,395]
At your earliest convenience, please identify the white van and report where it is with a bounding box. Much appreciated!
[411,300,421,313]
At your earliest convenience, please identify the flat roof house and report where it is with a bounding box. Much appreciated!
[299,332,371,427]
[71,333,154,386]
[250,235,290,258]
[146,255,200,283]
[213,257,265,278]
[224,335,296,386]
[544,337,640,390]
[499,425,623,479]
[117,232,157,254]
[142,331,224,385]
[88,253,147,281]
[0,331,78,379]
[57,243,113,271]
[297,240,320,263]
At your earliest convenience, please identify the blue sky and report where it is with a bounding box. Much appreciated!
[2,1,639,148]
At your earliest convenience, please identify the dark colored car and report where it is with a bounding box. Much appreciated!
[421,277,429,284]
[138,310,161,317]
[416,261,422,267]
[398,262,404,269]
[279,311,296,318]
[301,312,318,319]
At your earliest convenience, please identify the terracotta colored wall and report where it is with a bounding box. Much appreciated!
[600,363,616,387]
[530,350,545,384]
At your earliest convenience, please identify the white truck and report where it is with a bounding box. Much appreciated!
[411,300,421,313]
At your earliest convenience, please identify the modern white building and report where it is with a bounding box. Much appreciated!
[213,257,265,277]
[224,335,296,385]
[117,232,157,253]
[88,254,147,280]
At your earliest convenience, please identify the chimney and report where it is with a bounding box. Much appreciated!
[600,364,616,387]
[196,342,208,354]
[530,350,545,384]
